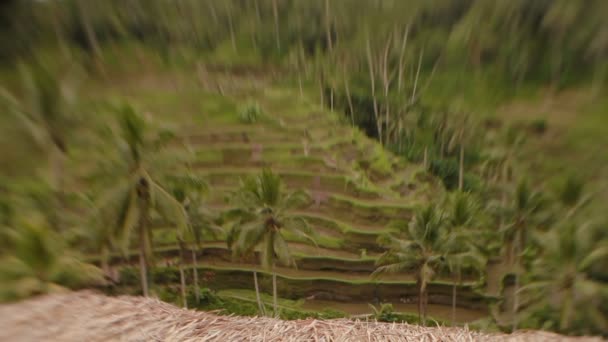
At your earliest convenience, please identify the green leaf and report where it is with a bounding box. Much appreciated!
[150,179,190,240]
[235,220,266,257]
[579,245,608,271]
[261,232,274,270]
[117,189,140,255]
[273,234,293,267]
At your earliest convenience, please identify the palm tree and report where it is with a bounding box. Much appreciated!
[479,126,522,231]
[445,191,486,326]
[1,63,77,231]
[555,175,592,220]
[447,191,479,233]
[0,218,103,302]
[502,179,545,330]
[93,104,189,297]
[227,169,314,317]
[501,180,544,265]
[373,204,451,325]
[167,174,222,306]
[519,224,608,334]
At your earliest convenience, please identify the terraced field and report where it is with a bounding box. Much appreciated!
[97,78,491,323]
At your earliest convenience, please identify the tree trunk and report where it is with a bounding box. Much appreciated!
[137,179,151,297]
[344,74,355,127]
[178,242,187,308]
[397,25,410,92]
[324,0,333,53]
[272,267,278,318]
[272,0,280,52]
[226,2,236,52]
[381,35,391,146]
[424,288,429,325]
[253,271,265,316]
[192,249,200,303]
[139,238,149,297]
[411,49,423,105]
[366,37,382,142]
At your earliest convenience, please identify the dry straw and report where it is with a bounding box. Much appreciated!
[0,291,602,342]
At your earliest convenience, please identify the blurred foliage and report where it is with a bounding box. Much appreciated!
[0,218,103,302]
[238,102,264,124]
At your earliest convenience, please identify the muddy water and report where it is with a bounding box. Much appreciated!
[301,299,488,323]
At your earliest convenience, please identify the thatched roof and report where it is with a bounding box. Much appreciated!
[0,291,602,342]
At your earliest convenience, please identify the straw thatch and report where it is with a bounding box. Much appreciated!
[0,291,602,342]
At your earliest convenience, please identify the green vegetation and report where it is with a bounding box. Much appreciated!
[0,0,607,338]
[92,104,189,298]
[227,169,315,317]
[0,219,103,301]
[373,203,483,325]
[238,102,264,124]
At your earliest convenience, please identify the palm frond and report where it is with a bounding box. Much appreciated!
[150,179,190,240]
[235,220,266,256]
[116,188,140,255]
[517,281,551,295]
[371,260,413,279]
[0,256,32,282]
[260,232,274,270]
[117,103,145,162]
[279,189,310,212]
[259,168,281,207]
[0,88,48,148]
[281,216,316,246]
[273,234,294,267]
[91,176,134,250]
[52,256,104,288]
[579,244,608,271]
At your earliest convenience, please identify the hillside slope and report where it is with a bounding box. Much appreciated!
[81,71,493,322]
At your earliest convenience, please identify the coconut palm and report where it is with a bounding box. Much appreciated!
[227,169,314,317]
[93,104,189,297]
[555,175,592,220]
[0,217,103,302]
[373,204,451,325]
[502,179,545,330]
[519,224,608,334]
[479,126,523,229]
[445,191,487,326]
[167,174,222,306]
[447,191,479,233]
[0,64,77,230]
[501,180,545,265]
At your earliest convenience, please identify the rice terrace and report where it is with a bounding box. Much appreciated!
[1,1,607,341]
